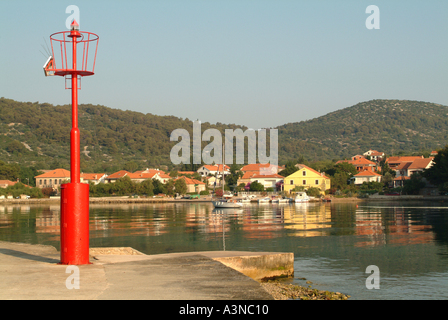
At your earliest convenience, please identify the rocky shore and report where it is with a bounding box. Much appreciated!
[260,280,350,300]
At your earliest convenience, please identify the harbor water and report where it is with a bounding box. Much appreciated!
[1,201,447,300]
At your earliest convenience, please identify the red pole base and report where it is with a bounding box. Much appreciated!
[60,182,90,265]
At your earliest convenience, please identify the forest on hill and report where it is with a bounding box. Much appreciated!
[1,97,447,176]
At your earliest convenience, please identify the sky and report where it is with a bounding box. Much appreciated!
[0,0,447,129]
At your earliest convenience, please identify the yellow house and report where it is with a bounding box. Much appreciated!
[283,164,331,195]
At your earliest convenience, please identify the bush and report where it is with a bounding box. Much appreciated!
[199,190,209,195]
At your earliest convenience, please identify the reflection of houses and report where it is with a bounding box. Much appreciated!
[34,168,71,189]
[282,204,332,237]
[350,169,382,185]
[354,208,434,247]
[283,164,331,195]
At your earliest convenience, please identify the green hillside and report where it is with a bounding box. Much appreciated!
[1,98,447,173]
[278,99,448,161]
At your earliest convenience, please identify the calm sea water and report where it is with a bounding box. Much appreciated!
[1,201,447,300]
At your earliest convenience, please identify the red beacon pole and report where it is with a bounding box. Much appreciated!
[44,20,99,265]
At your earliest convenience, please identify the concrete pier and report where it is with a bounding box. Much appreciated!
[0,241,293,300]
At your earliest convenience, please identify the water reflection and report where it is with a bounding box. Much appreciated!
[0,202,446,250]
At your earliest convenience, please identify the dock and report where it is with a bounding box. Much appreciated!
[0,241,293,300]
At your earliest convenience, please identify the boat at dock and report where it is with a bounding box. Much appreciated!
[294,192,310,203]
[212,199,243,208]
[258,197,271,203]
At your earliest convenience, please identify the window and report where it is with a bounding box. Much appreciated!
[54,179,57,185]
[39,179,42,185]
[44,179,46,186]
[290,180,294,185]
[49,179,52,185]
[59,179,62,184]
[303,180,306,185]
[302,171,306,176]
[315,180,319,185]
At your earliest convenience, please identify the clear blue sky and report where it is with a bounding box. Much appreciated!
[1,0,447,129]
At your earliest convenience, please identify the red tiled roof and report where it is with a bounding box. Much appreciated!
[35,169,70,178]
[175,176,205,185]
[241,163,284,172]
[106,170,130,179]
[295,164,330,179]
[354,169,381,177]
[250,173,284,179]
[408,158,433,170]
[386,156,423,163]
[81,173,105,180]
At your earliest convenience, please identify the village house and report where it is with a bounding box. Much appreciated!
[174,176,206,194]
[336,157,379,172]
[283,164,331,195]
[197,165,230,177]
[248,173,284,190]
[105,170,130,183]
[80,173,107,185]
[0,180,21,188]
[363,150,385,162]
[392,157,434,188]
[386,156,423,169]
[34,168,71,189]
[128,169,170,184]
[350,169,382,185]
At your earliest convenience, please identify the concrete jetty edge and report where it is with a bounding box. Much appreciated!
[0,241,293,300]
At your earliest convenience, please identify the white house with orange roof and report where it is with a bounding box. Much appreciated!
[34,168,71,189]
[350,169,382,185]
[80,173,107,185]
[248,173,284,190]
[197,164,230,177]
[128,170,170,184]
[105,170,130,183]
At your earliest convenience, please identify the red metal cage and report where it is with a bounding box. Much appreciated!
[44,30,99,77]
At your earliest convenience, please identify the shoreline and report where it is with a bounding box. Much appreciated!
[1,195,447,205]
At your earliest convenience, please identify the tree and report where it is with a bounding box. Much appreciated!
[139,179,154,196]
[249,181,264,191]
[174,178,187,195]
[423,145,448,190]
[403,173,426,195]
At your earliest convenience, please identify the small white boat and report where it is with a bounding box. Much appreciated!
[213,199,243,208]
[278,198,290,203]
[241,196,251,203]
[258,197,271,203]
[294,192,310,203]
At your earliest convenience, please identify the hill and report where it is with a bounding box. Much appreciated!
[1,98,447,173]
[277,99,448,161]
